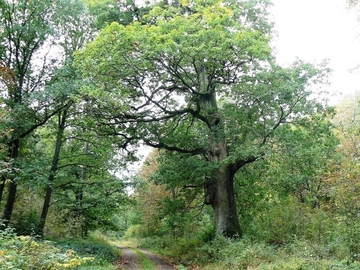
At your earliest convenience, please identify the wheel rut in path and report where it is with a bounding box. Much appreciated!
[116,245,175,270]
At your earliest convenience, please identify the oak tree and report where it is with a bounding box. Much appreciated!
[75,0,331,237]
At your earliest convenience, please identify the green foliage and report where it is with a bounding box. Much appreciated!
[249,197,338,246]
[0,225,94,269]
[268,115,339,207]
[168,236,204,263]
[200,236,276,269]
[55,237,120,265]
[83,0,153,29]
[12,209,41,236]
[0,0,100,235]
[138,234,206,265]
[123,224,144,239]
[189,233,360,269]
[2,0,359,269]
[50,177,125,238]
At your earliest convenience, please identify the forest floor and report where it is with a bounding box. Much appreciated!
[114,244,176,270]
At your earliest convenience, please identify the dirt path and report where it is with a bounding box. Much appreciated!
[116,246,176,270]
[116,246,142,269]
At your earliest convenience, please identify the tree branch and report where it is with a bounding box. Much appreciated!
[231,155,259,174]
[143,139,207,155]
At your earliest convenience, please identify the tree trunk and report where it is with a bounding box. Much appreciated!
[3,181,16,227]
[39,185,52,236]
[0,176,5,205]
[213,167,242,237]
[199,66,242,237]
[39,109,68,236]
[2,139,20,226]
[205,142,242,238]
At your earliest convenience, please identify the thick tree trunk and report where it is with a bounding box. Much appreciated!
[213,168,242,237]
[205,141,242,237]
[205,145,242,238]
[199,66,242,237]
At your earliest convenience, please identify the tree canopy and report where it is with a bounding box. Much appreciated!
[75,0,331,237]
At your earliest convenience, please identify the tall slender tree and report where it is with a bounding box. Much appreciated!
[0,0,83,226]
[38,0,94,236]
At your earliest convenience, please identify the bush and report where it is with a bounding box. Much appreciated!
[12,209,41,236]
[199,236,276,269]
[123,224,145,239]
[249,197,338,246]
[249,198,301,245]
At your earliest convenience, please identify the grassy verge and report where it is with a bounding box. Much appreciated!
[127,234,360,270]
[55,233,121,269]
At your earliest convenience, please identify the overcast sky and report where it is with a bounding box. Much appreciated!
[270,0,360,101]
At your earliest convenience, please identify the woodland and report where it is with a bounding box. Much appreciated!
[1,0,360,269]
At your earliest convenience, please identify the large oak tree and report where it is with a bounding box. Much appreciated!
[75,0,330,237]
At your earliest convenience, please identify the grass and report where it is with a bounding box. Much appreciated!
[110,239,158,270]
[52,232,122,269]
[132,248,157,270]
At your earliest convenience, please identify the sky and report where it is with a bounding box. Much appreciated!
[270,0,360,102]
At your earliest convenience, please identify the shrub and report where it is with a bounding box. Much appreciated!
[199,236,276,269]
[249,197,339,246]
[249,198,301,245]
[12,209,41,236]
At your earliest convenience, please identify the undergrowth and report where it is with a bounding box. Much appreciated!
[124,201,360,269]
[198,236,360,270]
[0,226,94,269]
[55,232,121,268]
[0,225,120,270]
[135,234,360,270]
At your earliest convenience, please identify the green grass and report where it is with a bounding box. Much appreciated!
[54,233,121,269]
[132,248,157,270]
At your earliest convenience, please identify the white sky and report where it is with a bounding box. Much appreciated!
[270,0,360,102]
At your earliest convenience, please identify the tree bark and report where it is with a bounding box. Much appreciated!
[39,185,52,236]
[39,109,68,236]
[2,139,20,227]
[0,176,5,205]
[197,65,242,237]
[204,141,242,238]
[3,181,17,227]
[212,167,242,237]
